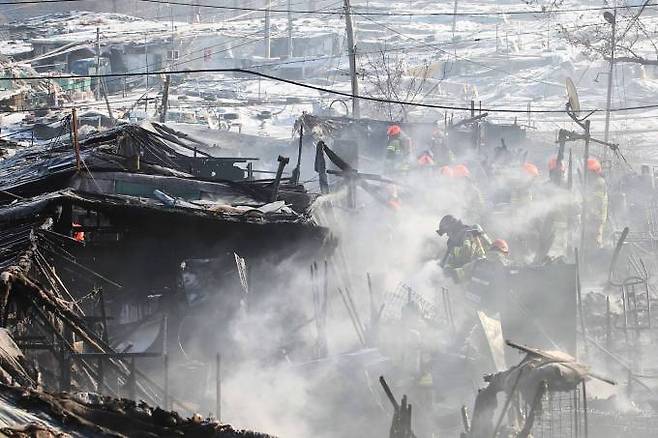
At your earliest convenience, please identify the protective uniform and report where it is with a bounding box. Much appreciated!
[452,164,485,223]
[469,239,511,308]
[437,215,490,283]
[385,125,411,171]
[584,158,608,249]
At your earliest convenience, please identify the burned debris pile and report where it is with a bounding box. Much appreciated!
[0,121,331,437]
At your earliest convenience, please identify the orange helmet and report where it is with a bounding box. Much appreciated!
[453,164,470,178]
[387,124,401,136]
[491,239,509,254]
[587,157,602,174]
[439,165,454,177]
[522,162,539,177]
[548,157,565,172]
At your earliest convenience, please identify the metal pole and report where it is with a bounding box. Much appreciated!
[163,353,169,409]
[575,248,588,358]
[451,0,459,41]
[144,32,149,112]
[265,0,272,58]
[287,0,293,58]
[604,7,617,146]
[580,120,591,262]
[95,27,101,100]
[344,0,360,118]
[582,381,589,438]
[216,353,221,421]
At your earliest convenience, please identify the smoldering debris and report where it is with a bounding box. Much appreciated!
[5,4,658,437]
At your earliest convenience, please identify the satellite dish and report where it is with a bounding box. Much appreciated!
[565,78,581,113]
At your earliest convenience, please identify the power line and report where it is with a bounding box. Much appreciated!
[0,0,83,4]
[3,0,658,17]
[3,67,658,114]
[134,0,658,17]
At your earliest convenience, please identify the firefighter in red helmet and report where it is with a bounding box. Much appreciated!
[385,124,411,172]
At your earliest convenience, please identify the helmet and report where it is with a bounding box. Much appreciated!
[453,164,470,178]
[387,125,401,136]
[491,239,509,254]
[418,151,434,166]
[548,157,565,172]
[438,214,459,236]
[522,162,539,177]
[587,157,602,174]
[439,165,454,177]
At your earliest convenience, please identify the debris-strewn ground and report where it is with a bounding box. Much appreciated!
[0,384,275,438]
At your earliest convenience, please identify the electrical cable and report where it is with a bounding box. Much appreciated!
[4,66,658,114]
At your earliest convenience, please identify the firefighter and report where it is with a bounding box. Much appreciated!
[453,164,485,223]
[487,239,510,267]
[584,157,608,249]
[548,156,566,186]
[437,214,490,282]
[417,150,435,166]
[469,238,511,308]
[511,162,539,203]
[431,126,455,166]
[385,124,411,171]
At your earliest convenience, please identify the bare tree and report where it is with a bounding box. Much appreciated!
[362,50,431,121]
[557,0,658,66]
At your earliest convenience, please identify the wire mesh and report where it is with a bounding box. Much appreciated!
[532,387,584,438]
[380,282,448,325]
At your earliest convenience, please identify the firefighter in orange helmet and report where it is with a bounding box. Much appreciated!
[584,157,608,249]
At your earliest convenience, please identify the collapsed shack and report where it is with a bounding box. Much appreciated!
[467,341,615,438]
[0,121,332,427]
[0,331,272,437]
[296,112,529,169]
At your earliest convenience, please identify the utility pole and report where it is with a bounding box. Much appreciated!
[603,7,617,146]
[344,0,360,119]
[170,7,175,69]
[95,27,101,101]
[264,0,272,58]
[144,32,149,112]
[451,0,459,41]
[287,0,293,59]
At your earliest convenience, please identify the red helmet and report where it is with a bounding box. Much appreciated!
[439,165,454,177]
[417,151,434,166]
[453,164,470,178]
[387,125,401,136]
[548,157,565,172]
[587,157,602,174]
[491,239,509,254]
[522,162,539,177]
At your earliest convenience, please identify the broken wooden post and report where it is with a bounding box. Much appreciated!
[291,125,303,185]
[71,108,80,172]
[606,295,612,350]
[315,141,329,194]
[270,155,289,202]
[59,352,71,392]
[128,358,136,400]
[159,74,171,123]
